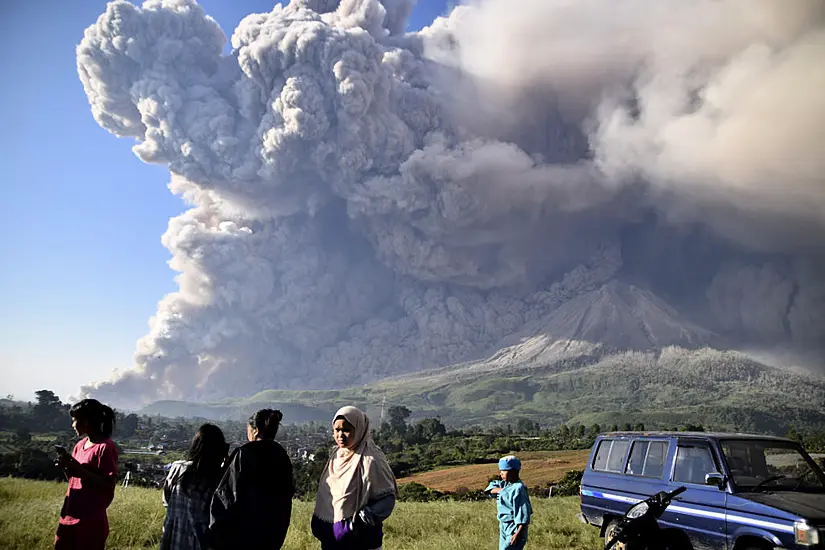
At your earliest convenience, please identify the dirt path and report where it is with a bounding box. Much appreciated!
[397,449,590,491]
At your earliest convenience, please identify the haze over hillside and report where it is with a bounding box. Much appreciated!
[77,0,825,406]
[143,344,825,435]
[141,277,825,433]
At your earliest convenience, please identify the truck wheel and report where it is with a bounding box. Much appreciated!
[604,520,626,550]
[734,539,773,550]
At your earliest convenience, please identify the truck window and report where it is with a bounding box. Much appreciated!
[593,439,612,470]
[673,444,717,484]
[643,441,667,478]
[720,439,825,491]
[606,440,630,472]
[593,439,630,472]
[626,440,667,477]
[626,441,647,475]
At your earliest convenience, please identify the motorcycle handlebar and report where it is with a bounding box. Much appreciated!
[667,486,687,499]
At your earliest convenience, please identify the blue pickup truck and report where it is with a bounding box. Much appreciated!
[579,432,825,549]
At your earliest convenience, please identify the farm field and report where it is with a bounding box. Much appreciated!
[0,477,601,550]
[397,449,590,491]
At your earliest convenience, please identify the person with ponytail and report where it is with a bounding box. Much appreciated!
[160,424,229,550]
[208,409,294,549]
[54,398,119,550]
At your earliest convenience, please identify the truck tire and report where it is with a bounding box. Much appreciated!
[604,519,626,550]
[735,538,774,550]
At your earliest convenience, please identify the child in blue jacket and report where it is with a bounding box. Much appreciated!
[485,455,533,550]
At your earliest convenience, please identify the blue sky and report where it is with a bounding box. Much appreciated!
[0,0,450,403]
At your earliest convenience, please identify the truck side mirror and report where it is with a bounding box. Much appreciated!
[705,472,726,489]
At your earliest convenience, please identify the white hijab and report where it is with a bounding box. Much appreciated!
[313,406,398,523]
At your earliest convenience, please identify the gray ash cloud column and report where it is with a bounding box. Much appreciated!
[76,0,825,406]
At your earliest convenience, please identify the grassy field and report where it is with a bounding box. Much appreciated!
[397,450,590,491]
[0,477,601,550]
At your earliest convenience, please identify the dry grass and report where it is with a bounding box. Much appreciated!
[397,449,590,491]
[0,476,601,550]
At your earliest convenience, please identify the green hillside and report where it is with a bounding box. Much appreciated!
[142,346,825,434]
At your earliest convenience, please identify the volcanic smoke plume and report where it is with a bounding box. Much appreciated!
[76,0,825,406]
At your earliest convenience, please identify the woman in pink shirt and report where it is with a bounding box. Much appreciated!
[54,398,119,550]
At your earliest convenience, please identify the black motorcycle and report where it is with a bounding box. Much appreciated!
[604,486,687,550]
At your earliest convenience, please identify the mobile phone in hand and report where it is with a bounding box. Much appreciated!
[55,445,68,456]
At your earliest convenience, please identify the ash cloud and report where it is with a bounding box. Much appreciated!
[76,0,825,406]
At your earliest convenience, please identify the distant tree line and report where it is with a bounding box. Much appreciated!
[4,393,823,493]
[372,406,651,478]
[786,426,825,453]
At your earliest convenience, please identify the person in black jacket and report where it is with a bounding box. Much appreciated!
[208,409,294,549]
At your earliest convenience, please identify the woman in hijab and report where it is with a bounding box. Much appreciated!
[312,406,398,550]
[208,409,294,550]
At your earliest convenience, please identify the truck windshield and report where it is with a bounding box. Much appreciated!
[720,439,825,492]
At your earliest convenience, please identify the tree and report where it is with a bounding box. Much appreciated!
[786,427,803,443]
[414,417,446,442]
[13,427,31,444]
[33,390,66,430]
[120,414,139,437]
[387,406,411,436]
[35,390,61,410]
[292,446,329,498]
[553,469,584,497]
[515,417,538,436]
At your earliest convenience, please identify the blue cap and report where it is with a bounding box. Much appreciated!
[498,455,521,471]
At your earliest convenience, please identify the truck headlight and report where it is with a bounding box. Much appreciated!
[794,521,820,546]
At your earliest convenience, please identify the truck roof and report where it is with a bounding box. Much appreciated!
[600,431,796,443]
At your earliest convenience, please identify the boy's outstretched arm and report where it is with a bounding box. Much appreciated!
[484,479,504,495]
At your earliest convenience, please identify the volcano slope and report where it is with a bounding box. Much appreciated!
[143,282,825,433]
